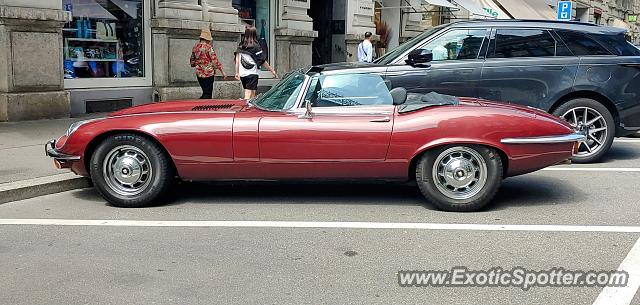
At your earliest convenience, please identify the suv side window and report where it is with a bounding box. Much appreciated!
[591,33,640,56]
[304,74,392,107]
[554,30,612,56]
[489,29,557,58]
[411,29,487,62]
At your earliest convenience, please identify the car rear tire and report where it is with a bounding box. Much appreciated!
[415,145,503,212]
[551,98,615,163]
[90,133,174,208]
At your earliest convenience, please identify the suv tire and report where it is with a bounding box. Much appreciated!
[552,98,615,163]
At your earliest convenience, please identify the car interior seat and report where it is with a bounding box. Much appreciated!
[390,87,407,105]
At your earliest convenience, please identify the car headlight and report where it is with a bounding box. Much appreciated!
[66,119,99,137]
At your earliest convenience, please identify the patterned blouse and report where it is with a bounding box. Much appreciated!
[192,42,223,78]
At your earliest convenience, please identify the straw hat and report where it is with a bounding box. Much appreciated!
[200,29,212,41]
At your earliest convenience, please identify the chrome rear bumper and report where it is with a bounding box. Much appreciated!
[500,133,586,144]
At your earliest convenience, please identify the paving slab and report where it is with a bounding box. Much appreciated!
[0,115,101,184]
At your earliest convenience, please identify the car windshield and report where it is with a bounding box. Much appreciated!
[250,71,306,111]
[374,25,445,65]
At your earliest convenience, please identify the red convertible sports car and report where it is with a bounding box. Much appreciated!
[46,65,584,211]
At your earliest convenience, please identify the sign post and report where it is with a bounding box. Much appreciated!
[557,1,572,21]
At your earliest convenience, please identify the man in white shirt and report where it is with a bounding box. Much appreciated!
[357,32,373,63]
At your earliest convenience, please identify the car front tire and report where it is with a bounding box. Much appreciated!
[416,145,503,212]
[552,98,615,163]
[90,133,174,208]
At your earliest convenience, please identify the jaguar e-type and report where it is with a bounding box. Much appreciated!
[46,66,584,211]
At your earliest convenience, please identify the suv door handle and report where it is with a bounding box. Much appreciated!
[619,63,640,69]
[370,117,391,123]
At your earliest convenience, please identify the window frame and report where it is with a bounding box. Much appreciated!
[487,27,562,60]
[251,71,308,111]
[548,30,575,57]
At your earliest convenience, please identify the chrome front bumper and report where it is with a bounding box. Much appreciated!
[45,139,80,161]
[500,133,586,144]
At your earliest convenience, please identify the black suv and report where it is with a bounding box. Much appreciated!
[375,20,640,163]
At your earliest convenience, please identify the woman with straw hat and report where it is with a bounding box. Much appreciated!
[191,29,227,99]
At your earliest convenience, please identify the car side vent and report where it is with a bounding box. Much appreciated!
[192,104,234,111]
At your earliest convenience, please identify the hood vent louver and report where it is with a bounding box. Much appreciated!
[192,104,234,111]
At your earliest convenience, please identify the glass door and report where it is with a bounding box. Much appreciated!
[232,0,274,78]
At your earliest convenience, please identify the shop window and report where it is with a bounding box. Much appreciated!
[62,0,145,79]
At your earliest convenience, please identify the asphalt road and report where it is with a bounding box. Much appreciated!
[1,139,640,305]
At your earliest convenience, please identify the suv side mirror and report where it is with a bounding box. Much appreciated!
[406,49,433,66]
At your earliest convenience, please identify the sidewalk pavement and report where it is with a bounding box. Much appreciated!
[0,115,101,203]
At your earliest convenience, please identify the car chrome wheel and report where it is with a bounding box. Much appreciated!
[432,146,488,200]
[102,145,153,196]
[561,107,607,157]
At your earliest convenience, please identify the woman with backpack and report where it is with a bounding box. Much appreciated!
[191,29,227,99]
[235,26,278,99]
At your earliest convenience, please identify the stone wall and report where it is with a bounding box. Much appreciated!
[152,0,245,101]
[345,0,376,62]
[275,29,317,75]
[0,0,61,10]
[0,5,70,121]
[151,0,318,93]
[274,0,317,73]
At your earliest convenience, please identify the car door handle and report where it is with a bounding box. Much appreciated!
[543,66,564,71]
[445,69,473,74]
[619,63,640,69]
[370,117,391,122]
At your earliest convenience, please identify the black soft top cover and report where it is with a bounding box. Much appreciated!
[398,92,460,113]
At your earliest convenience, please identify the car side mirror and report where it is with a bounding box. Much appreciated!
[298,99,313,119]
[406,49,432,66]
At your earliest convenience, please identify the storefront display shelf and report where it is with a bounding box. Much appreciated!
[67,59,123,62]
[66,38,119,43]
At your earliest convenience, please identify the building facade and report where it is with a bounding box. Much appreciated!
[374,0,640,49]
[1,0,639,121]
[0,0,322,121]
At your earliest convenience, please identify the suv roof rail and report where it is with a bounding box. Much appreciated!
[458,19,600,27]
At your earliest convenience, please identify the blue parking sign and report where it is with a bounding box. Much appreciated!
[557,1,572,21]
